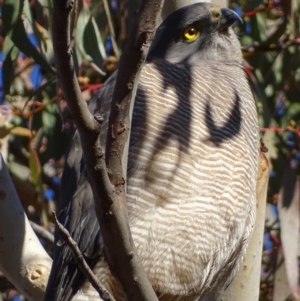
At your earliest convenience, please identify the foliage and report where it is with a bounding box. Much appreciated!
[232,0,300,300]
[0,0,136,298]
[0,0,134,232]
[0,0,299,300]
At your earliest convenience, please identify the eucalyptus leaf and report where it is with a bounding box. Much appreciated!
[29,146,42,191]
[2,0,23,31]
[2,36,18,96]
[9,19,54,74]
[76,5,106,76]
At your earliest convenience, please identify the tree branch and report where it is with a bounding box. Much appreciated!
[0,154,52,301]
[52,212,116,301]
[29,221,54,245]
[51,0,163,300]
[242,38,300,53]
[103,0,120,58]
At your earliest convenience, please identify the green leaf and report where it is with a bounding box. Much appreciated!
[35,23,54,63]
[0,122,31,138]
[23,0,34,23]
[240,35,254,47]
[29,146,41,187]
[23,76,57,109]
[3,0,54,76]
[42,105,57,133]
[8,19,54,74]
[251,13,267,43]
[76,6,106,76]
[9,161,31,181]
[83,16,107,66]
[2,36,19,95]
[10,126,31,136]
[39,103,73,164]
[261,19,288,47]
[2,0,23,32]
[287,102,300,121]
[25,0,54,64]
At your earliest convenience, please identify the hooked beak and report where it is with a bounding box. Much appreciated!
[219,8,242,31]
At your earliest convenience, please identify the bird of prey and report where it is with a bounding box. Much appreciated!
[45,3,260,301]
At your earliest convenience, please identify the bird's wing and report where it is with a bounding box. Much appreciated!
[44,72,117,301]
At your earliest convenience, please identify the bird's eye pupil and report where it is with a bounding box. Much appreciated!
[183,26,199,41]
[188,28,195,35]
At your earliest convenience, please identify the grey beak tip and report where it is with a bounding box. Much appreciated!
[221,8,243,25]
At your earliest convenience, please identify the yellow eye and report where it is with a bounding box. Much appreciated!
[183,26,199,41]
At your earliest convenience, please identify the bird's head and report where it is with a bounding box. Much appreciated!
[147,3,242,65]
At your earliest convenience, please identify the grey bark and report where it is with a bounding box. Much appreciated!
[0,155,52,301]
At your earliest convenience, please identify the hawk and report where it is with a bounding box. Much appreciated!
[45,3,259,301]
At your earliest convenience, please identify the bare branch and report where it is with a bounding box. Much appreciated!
[0,154,52,301]
[52,212,116,301]
[98,2,164,299]
[241,1,281,18]
[29,221,54,244]
[242,38,300,53]
[51,0,163,300]
[103,0,120,58]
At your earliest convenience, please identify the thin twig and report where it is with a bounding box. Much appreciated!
[14,60,35,77]
[241,1,281,18]
[52,212,116,301]
[29,221,54,244]
[242,38,300,53]
[103,0,120,58]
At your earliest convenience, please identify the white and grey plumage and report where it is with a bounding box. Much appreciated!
[45,3,260,301]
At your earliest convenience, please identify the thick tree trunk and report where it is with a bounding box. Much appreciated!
[0,155,52,301]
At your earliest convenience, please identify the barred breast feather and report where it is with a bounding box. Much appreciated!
[73,59,260,301]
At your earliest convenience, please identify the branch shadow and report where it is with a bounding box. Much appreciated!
[128,60,242,188]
